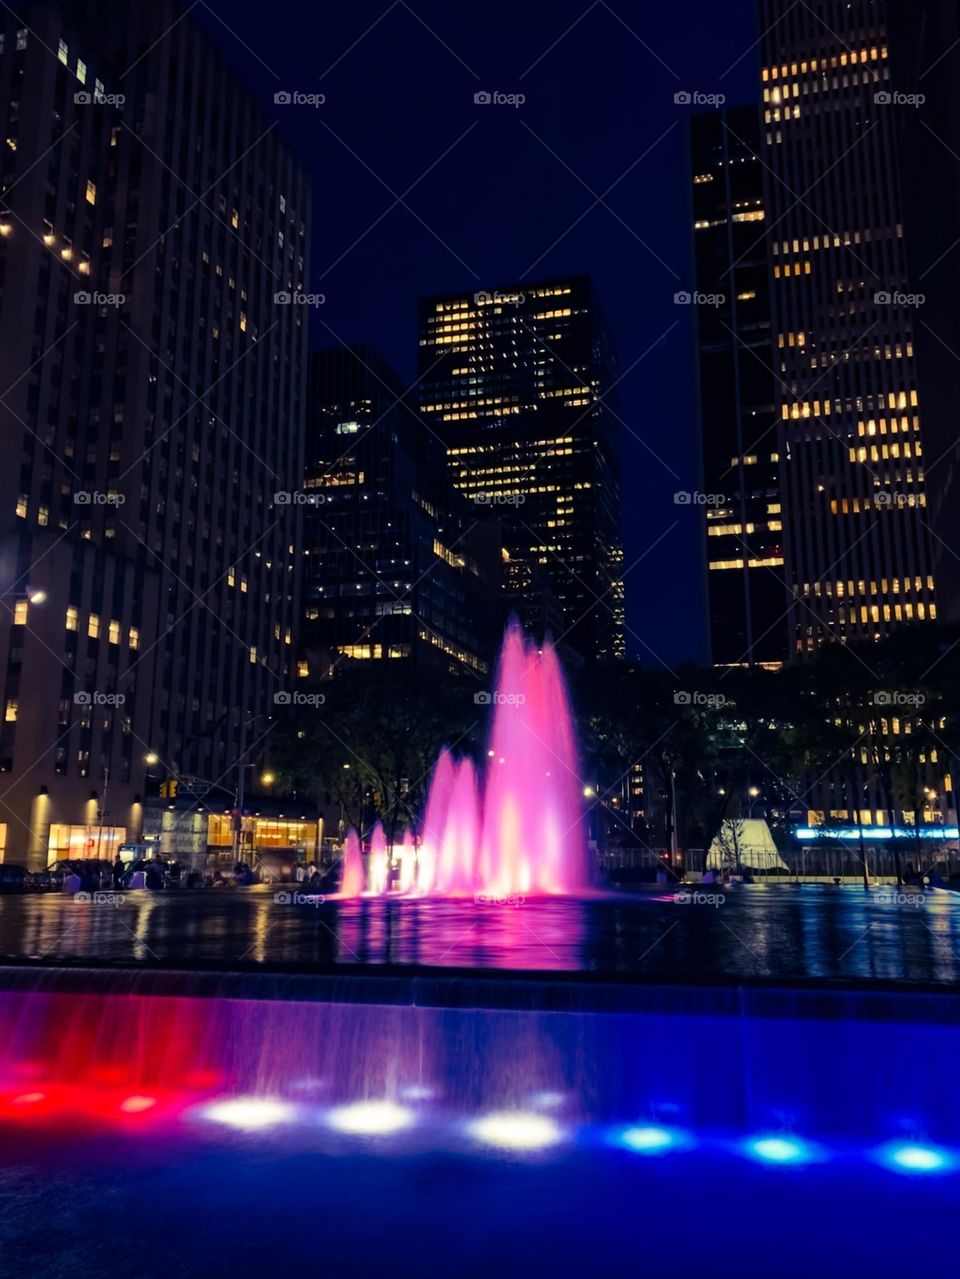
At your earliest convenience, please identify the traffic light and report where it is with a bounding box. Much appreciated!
[159,779,179,799]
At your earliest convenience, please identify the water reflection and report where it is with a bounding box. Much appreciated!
[0,885,958,981]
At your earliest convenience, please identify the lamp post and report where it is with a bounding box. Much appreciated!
[232,714,274,868]
[95,765,109,860]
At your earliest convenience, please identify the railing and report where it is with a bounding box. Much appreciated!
[598,845,960,882]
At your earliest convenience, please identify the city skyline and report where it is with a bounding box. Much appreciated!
[185,0,762,667]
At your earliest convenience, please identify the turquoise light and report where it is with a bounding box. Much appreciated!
[883,1143,950,1174]
[746,1135,812,1165]
[618,1125,681,1154]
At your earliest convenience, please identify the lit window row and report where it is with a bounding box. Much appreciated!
[65,607,139,648]
[761,47,886,80]
[850,441,920,463]
[709,557,784,571]
[857,416,919,436]
[773,261,813,278]
[831,493,925,514]
[802,576,934,598]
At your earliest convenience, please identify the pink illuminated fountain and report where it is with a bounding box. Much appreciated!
[337,620,589,898]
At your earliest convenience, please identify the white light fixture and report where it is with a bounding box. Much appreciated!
[326,1099,414,1135]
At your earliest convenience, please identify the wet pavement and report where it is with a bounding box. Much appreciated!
[0,882,958,982]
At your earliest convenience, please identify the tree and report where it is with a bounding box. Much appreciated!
[270,662,484,840]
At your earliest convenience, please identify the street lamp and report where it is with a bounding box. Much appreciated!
[260,771,276,787]
[145,752,159,766]
[26,589,46,604]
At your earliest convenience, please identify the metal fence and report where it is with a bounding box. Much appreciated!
[598,845,960,882]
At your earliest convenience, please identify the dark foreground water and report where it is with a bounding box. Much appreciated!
[0,883,958,981]
[1,885,957,1276]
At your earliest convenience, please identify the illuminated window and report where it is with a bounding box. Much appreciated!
[108,620,121,644]
[66,607,78,632]
[88,614,100,639]
[85,180,96,205]
[129,626,139,650]
[4,700,17,723]
[13,600,27,625]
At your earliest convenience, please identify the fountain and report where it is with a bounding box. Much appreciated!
[337,620,588,898]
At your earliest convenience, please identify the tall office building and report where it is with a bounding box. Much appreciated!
[0,2,309,865]
[418,276,624,663]
[757,0,936,654]
[886,0,960,625]
[301,348,500,676]
[691,105,787,669]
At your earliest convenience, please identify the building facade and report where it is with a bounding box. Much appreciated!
[691,105,788,669]
[417,276,624,662]
[885,0,960,625]
[301,347,500,677]
[758,0,936,654]
[0,2,310,865]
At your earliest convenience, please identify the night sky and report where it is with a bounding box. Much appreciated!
[194,0,760,667]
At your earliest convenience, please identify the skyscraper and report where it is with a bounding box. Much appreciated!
[691,105,787,669]
[301,347,500,676]
[886,0,960,625]
[417,276,624,663]
[0,2,309,865]
[757,0,936,653]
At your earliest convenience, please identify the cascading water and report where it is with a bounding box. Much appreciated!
[337,620,588,898]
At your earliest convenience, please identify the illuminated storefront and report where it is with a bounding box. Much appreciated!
[144,798,319,867]
[48,824,126,860]
[207,813,318,857]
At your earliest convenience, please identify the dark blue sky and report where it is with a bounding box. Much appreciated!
[196,0,759,668]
